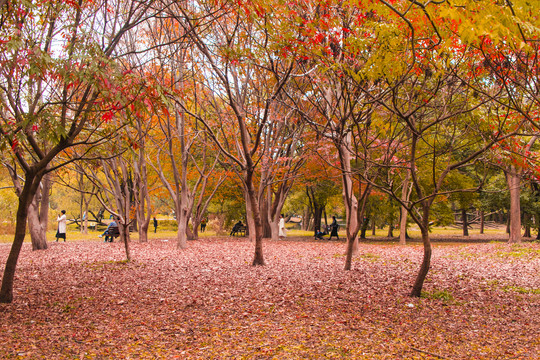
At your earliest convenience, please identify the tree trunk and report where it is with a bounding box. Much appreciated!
[387,224,394,238]
[410,209,432,297]
[302,207,311,231]
[523,212,531,238]
[245,190,256,242]
[506,167,522,243]
[461,208,469,236]
[479,210,485,234]
[360,217,368,239]
[245,174,264,266]
[1,173,42,303]
[79,172,88,234]
[535,214,540,240]
[119,223,131,262]
[399,172,410,245]
[410,228,432,297]
[340,136,367,271]
[28,199,48,250]
[187,220,198,240]
[260,197,272,238]
[28,175,49,250]
[269,220,280,241]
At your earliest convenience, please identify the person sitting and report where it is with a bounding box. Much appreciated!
[99,219,117,242]
[230,221,244,236]
[314,226,327,240]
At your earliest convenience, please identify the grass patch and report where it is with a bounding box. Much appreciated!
[86,259,131,270]
[358,252,380,261]
[421,289,454,302]
[495,245,540,258]
[503,286,540,294]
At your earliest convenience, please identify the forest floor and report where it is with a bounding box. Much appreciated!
[0,237,538,359]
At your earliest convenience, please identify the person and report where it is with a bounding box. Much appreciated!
[153,216,158,233]
[201,217,207,232]
[279,214,286,239]
[329,216,339,240]
[99,219,117,242]
[230,221,244,236]
[314,226,327,240]
[55,210,67,242]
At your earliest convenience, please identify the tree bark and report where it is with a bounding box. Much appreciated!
[523,212,531,238]
[1,172,42,303]
[479,210,485,234]
[506,167,522,243]
[461,208,469,236]
[399,172,411,245]
[387,224,394,238]
[410,210,432,297]
[246,172,264,265]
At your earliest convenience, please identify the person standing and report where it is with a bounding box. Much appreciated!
[200,217,207,232]
[279,214,286,240]
[56,210,67,242]
[329,216,339,240]
[153,216,158,233]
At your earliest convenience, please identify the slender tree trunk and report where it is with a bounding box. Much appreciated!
[1,173,42,303]
[244,190,256,242]
[119,223,131,261]
[462,208,469,236]
[535,214,540,240]
[245,172,264,265]
[260,197,272,238]
[387,224,394,238]
[523,212,531,238]
[187,220,198,240]
[176,106,189,249]
[506,167,522,243]
[410,208,432,297]
[79,172,88,234]
[479,210,485,234]
[399,173,410,245]
[411,228,432,297]
[302,208,311,231]
[360,217,368,239]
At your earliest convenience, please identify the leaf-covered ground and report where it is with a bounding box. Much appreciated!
[0,238,538,359]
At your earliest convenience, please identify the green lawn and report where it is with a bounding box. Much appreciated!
[0,224,512,244]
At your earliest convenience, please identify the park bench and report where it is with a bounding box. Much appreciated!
[230,225,247,237]
[104,225,120,242]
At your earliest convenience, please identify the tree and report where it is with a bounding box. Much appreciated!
[0,0,157,303]
[142,13,228,246]
[170,1,300,265]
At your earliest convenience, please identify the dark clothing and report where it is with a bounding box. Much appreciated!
[329,218,339,240]
[230,222,243,235]
[201,218,207,232]
[153,218,158,233]
[315,228,326,239]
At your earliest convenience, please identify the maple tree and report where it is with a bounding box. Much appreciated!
[0,0,157,303]
[142,13,229,246]
[166,0,303,264]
